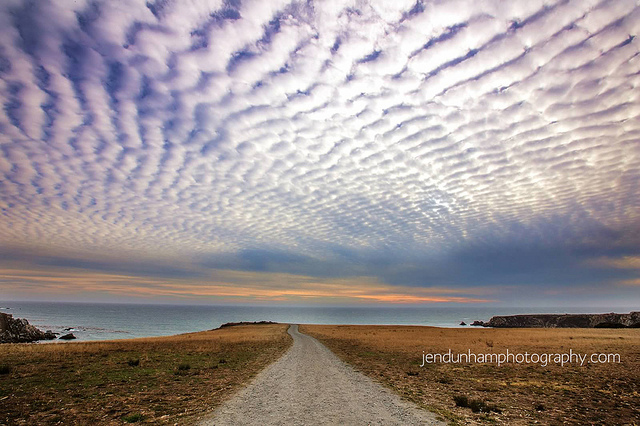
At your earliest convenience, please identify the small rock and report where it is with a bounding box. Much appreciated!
[59,333,76,340]
[459,321,467,326]
[44,330,57,340]
[470,320,485,326]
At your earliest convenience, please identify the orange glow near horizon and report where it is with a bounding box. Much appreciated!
[0,266,497,304]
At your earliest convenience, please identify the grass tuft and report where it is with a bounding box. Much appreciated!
[0,365,10,375]
[127,359,140,367]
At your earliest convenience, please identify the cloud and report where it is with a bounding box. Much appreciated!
[0,0,639,304]
[589,255,640,270]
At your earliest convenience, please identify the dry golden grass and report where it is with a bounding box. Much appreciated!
[0,324,291,425]
[301,325,640,425]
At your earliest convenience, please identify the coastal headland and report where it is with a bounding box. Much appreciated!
[2,316,639,425]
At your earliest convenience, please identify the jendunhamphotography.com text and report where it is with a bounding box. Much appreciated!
[420,349,621,367]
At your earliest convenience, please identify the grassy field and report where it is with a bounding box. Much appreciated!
[0,324,291,425]
[301,325,640,425]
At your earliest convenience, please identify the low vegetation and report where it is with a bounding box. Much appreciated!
[301,325,640,425]
[0,324,291,425]
[453,395,501,414]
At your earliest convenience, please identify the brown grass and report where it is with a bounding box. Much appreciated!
[0,324,291,425]
[301,325,640,425]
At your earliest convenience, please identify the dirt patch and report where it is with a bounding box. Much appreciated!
[0,324,291,425]
[301,325,640,425]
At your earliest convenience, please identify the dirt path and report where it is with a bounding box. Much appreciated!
[200,325,444,425]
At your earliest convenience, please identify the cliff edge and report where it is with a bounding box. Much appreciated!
[483,312,640,328]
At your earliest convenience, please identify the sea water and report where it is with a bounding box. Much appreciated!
[0,301,634,341]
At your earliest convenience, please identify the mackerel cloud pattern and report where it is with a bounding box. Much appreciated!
[0,0,639,292]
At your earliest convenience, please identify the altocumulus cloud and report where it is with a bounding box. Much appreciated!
[0,0,639,304]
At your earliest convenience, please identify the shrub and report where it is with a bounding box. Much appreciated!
[0,365,10,375]
[454,394,501,413]
[122,413,144,423]
[454,395,469,407]
[127,359,140,367]
[177,363,190,371]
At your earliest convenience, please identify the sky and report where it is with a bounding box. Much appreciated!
[0,0,639,307]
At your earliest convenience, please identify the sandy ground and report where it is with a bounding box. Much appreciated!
[200,325,444,425]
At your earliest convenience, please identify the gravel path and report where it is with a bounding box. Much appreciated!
[200,324,444,425]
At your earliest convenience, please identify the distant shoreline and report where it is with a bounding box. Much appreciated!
[3,301,640,343]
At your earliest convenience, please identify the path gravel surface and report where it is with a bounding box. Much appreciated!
[200,324,445,425]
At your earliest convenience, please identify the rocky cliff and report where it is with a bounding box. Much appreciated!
[483,312,640,328]
[0,313,56,343]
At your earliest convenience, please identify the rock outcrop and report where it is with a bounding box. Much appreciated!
[0,313,56,343]
[484,312,640,328]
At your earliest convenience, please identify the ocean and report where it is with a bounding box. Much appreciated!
[0,301,635,341]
